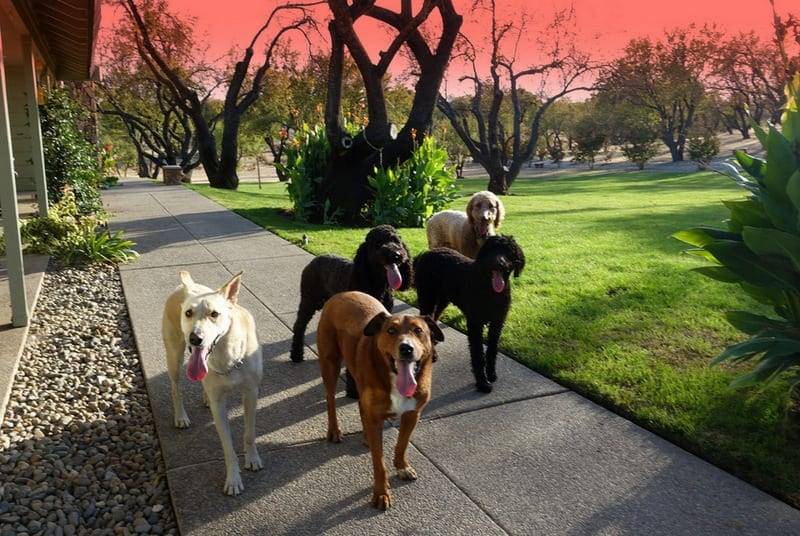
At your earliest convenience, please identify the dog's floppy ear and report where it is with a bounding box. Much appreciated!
[423,316,444,343]
[349,240,370,292]
[398,241,413,291]
[363,311,389,337]
[219,271,243,304]
[179,271,194,287]
[494,196,505,229]
[466,193,478,226]
[509,237,525,278]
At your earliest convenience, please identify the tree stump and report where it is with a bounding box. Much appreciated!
[162,165,183,185]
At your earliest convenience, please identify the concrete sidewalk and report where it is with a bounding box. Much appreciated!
[104,179,800,535]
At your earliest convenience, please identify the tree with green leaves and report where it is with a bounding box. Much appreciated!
[601,26,718,162]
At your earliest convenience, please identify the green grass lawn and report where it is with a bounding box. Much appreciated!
[190,172,800,507]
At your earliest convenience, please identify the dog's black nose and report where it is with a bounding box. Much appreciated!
[390,251,402,263]
[399,342,414,358]
[189,333,203,346]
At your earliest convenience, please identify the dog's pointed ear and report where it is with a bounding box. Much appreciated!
[179,271,194,287]
[423,316,444,343]
[363,312,388,337]
[219,271,243,304]
[494,196,505,229]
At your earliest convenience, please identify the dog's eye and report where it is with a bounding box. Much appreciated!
[210,311,219,319]
[185,310,193,318]
[387,327,398,335]
[413,327,423,336]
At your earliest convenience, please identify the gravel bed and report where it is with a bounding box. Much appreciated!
[0,263,177,535]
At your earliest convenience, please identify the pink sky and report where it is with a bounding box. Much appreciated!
[101,0,790,95]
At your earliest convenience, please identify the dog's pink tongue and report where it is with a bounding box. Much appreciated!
[396,361,417,398]
[386,263,403,290]
[187,346,209,382]
[491,270,506,293]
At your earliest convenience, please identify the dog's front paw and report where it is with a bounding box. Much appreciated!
[475,380,493,393]
[223,472,244,496]
[174,414,191,428]
[244,451,263,471]
[486,369,497,383]
[326,428,342,443]
[371,490,393,511]
[397,466,418,481]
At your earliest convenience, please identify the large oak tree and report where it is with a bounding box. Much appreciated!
[118,0,321,189]
[320,0,463,222]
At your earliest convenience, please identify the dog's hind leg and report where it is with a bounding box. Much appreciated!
[394,411,420,481]
[485,321,503,384]
[290,299,317,363]
[165,338,191,428]
[320,351,343,443]
[208,390,244,496]
[467,319,491,393]
[243,386,263,471]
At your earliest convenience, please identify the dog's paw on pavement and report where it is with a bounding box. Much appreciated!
[245,452,263,471]
[396,466,418,481]
[173,415,191,428]
[223,473,244,496]
[326,428,343,443]
[476,380,493,393]
[372,491,393,511]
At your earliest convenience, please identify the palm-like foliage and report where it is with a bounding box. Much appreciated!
[674,73,800,387]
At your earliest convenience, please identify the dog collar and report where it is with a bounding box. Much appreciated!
[205,333,244,376]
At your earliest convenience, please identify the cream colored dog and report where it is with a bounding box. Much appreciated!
[162,271,263,496]
[426,191,505,258]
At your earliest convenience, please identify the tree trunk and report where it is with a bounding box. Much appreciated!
[663,136,684,162]
[487,165,509,195]
[137,151,150,178]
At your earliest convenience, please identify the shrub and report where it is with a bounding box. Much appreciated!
[39,88,101,214]
[622,141,660,170]
[277,124,330,222]
[572,115,606,169]
[688,134,720,169]
[673,74,800,389]
[368,136,458,227]
[19,190,137,265]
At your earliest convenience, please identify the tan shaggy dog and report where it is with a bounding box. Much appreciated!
[317,291,443,510]
[426,190,505,258]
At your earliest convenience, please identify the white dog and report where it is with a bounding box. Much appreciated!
[426,191,505,258]
[162,271,263,496]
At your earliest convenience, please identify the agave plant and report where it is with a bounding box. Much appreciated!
[673,73,800,388]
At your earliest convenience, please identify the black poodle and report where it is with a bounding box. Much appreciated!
[413,235,525,393]
[290,225,412,393]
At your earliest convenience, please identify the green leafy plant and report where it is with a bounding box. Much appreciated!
[277,123,331,222]
[688,134,720,170]
[19,190,137,265]
[39,88,102,214]
[368,136,458,227]
[622,141,660,170]
[673,74,800,388]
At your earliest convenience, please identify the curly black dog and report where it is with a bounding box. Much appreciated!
[413,235,525,393]
[290,225,412,395]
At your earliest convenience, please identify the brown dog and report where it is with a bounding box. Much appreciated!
[317,291,444,510]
